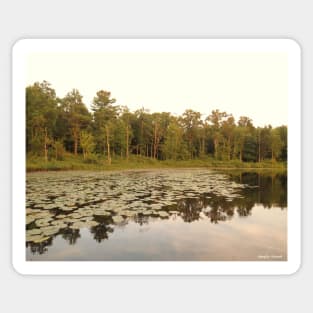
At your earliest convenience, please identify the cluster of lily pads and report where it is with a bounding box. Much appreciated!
[26,169,248,246]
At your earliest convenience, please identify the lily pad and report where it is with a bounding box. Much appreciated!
[112,215,124,223]
[26,216,36,225]
[158,211,169,218]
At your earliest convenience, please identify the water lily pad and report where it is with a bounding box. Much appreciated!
[26,228,42,236]
[41,226,60,236]
[56,214,67,219]
[112,215,124,223]
[26,235,43,242]
[33,236,51,243]
[35,219,51,227]
[80,216,95,221]
[85,220,99,227]
[26,216,36,225]
[158,211,169,218]
[70,221,86,229]
[93,210,111,217]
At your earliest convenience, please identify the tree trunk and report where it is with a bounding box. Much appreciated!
[258,131,261,162]
[44,128,48,162]
[153,123,158,159]
[55,142,58,160]
[105,125,111,165]
[74,137,78,155]
[214,138,218,159]
[175,135,178,161]
[126,124,129,161]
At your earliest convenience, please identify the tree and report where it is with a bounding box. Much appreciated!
[206,110,228,159]
[26,81,57,161]
[180,109,202,159]
[61,89,91,155]
[234,116,254,162]
[132,108,152,157]
[120,106,133,161]
[221,115,236,160]
[53,139,65,160]
[276,125,287,161]
[151,112,171,159]
[258,126,272,161]
[270,128,283,162]
[80,131,95,160]
[162,116,188,160]
[92,90,117,164]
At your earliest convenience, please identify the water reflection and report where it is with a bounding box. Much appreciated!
[26,171,287,256]
[90,223,114,243]
[61,228,81,245]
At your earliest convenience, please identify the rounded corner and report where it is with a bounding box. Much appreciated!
[285,259,302,276]
[284,38,302,54]
[11,258,27,276]
[12,38,30,55]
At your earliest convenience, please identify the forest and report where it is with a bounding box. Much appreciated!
[26,81,287,169]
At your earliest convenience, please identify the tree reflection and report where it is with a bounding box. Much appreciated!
[133,214,149,226]
[26,171,287,255]
[176,199,203,222]
[89,224,114,243]
[61,228,81,245]
[26,237,53,255]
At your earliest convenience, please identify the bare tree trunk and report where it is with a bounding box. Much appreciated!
[239,141,243,162]
[202,137,205,156]
[74,136,78,155]
[44,127,48,162]
[258,130,261,162]
[153,123,157,159]
[105,125,111,165]
[214,138,218,159]
[126,124,129,161]
[140,120,144,157]
[175,135,178,161]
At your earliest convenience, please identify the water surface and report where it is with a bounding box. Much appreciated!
[26,169,287,261]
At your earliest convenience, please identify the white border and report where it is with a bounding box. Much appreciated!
[12,39,301,275]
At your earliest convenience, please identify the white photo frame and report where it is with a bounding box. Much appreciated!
[12,39,301,275]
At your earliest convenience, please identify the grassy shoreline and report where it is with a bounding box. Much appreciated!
[27,155,287,172]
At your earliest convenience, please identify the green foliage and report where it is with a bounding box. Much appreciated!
[26,81,57,156]
[80,131,95,159]
[26,81,288,170]
[53,140,65,160]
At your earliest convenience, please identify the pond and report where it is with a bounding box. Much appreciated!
[26,169,287,261]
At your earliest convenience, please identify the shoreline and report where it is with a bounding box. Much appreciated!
[26,164,287,173]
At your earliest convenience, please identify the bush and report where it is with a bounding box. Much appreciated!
[83,153,99,164]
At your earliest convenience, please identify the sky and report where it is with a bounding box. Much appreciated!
[27,52,288,127]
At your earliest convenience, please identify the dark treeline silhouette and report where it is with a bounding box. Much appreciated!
[26,81,287,164]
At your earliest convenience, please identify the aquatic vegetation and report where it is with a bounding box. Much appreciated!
[26,170,247,231]
[27,169,285,256]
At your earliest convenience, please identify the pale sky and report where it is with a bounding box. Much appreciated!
[27,52,288,127]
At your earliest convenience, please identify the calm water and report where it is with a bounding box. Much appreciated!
[26,169,287,261]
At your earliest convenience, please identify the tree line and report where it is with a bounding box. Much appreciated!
[26,81,287,164]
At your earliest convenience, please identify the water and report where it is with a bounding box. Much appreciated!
[26,169,287,261]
